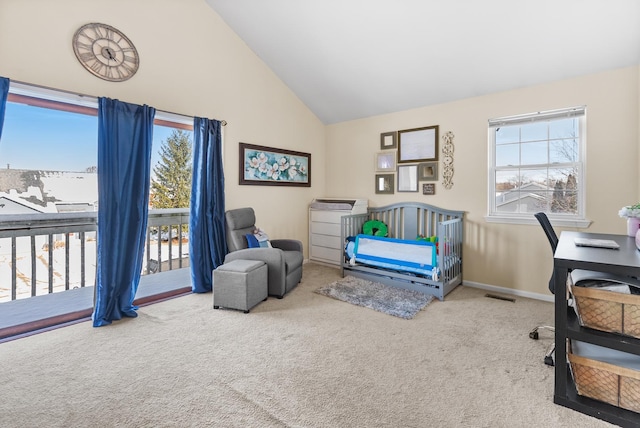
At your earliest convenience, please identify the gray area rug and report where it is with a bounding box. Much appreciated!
[315,275,434,319]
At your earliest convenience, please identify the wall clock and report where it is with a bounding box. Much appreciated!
[72,23,139,82]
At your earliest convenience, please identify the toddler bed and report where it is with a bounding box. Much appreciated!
[341,202,464,300]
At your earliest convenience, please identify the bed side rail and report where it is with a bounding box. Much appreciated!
[340,213,368,273]
[437,217,463,281]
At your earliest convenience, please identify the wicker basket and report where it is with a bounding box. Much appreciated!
[568,342,640,412]
[570,284,640,339]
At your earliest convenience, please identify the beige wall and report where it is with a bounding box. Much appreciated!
[2,0,638,296]
[326,66,640,297]
[0,0,326,255]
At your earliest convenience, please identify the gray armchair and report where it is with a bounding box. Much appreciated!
[223,207,303,298]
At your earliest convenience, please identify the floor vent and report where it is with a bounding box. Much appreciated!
[484,293,516,303]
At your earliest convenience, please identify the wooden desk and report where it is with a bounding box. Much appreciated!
[554,231,640,426]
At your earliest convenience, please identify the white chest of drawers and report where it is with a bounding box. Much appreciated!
[309,198,367,266]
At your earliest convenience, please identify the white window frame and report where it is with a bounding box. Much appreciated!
[486,106,590,227]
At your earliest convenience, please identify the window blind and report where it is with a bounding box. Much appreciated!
[488,106,586,128]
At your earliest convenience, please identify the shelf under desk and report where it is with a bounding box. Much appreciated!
[554,231,640,427]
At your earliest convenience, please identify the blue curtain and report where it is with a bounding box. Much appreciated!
[0,77,9,141]
[189,117,226,293]
[93,98,155,327]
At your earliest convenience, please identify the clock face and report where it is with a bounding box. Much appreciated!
[72,23,139,82]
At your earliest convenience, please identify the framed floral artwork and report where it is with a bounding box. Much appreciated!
[239,143,311,187]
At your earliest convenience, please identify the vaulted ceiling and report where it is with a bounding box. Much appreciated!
[205,0,640,124]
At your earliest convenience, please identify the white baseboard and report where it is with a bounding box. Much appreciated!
[463,280,554,303]
[306,260,554,302]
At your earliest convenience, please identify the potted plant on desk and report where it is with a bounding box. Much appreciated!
[619,203,640,237]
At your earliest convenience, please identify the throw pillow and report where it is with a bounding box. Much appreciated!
[245,234,260,248]
[254,228,271,248]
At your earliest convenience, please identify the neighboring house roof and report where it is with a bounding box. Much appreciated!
[496,182,548,205]
[40,172,97,206]
[496,182,562,212]
[496,192,547,212]
[0,194,46,214]
[0,170,98,214]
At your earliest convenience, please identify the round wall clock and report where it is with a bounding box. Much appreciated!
[72,23,139,82]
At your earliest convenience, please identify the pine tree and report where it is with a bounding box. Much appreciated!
[150,130,192,209]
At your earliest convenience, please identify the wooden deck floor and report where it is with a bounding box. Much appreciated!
[0,268,194,341]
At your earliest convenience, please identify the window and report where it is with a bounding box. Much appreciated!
[487,106,587,226]
[0,82,195,300]
[150,124,194,210]
[0,82,193,215]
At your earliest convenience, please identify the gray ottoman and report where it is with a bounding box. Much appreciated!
[213,259,268,313]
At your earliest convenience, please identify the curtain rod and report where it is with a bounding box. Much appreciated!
[9,79,227,126]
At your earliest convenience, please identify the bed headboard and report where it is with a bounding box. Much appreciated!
[366,202,464,239]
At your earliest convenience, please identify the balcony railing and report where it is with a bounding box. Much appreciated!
[0,209,190,303]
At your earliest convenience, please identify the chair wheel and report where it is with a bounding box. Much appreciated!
[213,305,220,309]
[529,331,539,340]
[544,355,554,366]
[243,309,250,314]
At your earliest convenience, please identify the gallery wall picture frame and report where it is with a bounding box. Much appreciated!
[380,131,397,150]
[397,125,439,163]
[239,142,311,187]
[397,165,418,192]
[423,183,436,195]
[418,161,438,181]
[375,151,397,172]
[375,174,394,194]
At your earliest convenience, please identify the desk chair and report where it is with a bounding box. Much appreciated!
[529,212,616,366]
[529,212,558,366]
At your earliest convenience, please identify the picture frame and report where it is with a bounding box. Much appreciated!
[397,125,439,163]
[375,151,396,172]
[397,165,418,192]
[418,162,438,181]
[239,143,311,187]
[375,174,394,194]
[380,131,397,150]
[423,183,436,195]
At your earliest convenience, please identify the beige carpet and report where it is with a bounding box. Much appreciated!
[0,263,612,427]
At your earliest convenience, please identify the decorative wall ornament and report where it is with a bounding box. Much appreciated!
[441,131,455,189]
[422,183,435,195]
[418,162,438,181]
[397,165,418,192]
[375,174,394,194]
[380,131,397,149]
[375,151,396,172]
